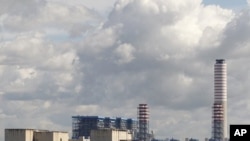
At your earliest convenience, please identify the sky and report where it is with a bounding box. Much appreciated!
[0,0,250,140]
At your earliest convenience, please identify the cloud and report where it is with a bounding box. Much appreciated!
[72,1,234,139]
[1,0,250,140]
[48,0,117,13]
[0,30,82,103]
[114,43,135,64]
[0,0,46,16]
[1,0,101,38]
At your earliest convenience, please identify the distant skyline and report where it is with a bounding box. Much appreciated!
[1,0,250,141]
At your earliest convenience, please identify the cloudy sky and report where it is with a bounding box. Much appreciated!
[1,0,250,140]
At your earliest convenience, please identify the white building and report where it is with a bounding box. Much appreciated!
[5,129,68,141]
[90,129,132,141]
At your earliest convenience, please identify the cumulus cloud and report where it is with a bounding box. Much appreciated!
[0,0,101,39]
[0,0,46,16]
[1,0,250,140]
[73,0,234,139]
[114,43,135,64]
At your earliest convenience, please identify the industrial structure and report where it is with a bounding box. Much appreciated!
[138,104,150,141]
[212,59,228,141]
[185,138,199,141]
[90,129,132,141]
[5,129,68,141]
[71,116,137,139]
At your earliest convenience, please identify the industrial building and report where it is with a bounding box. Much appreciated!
[151,138,180,141]
[5,129,34,141]
[185,138,199,141]
[33,131,68,141]
[5,129,68,141]
[69,136,90,141]
[138,104,150,141]
[212,59,228,141]
[90,129,132,141]
[168,139,180,141]
[72,116,137,139]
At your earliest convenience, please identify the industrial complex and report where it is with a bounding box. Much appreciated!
[4,59,230,141]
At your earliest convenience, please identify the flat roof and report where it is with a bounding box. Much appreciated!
[5,129,68,133]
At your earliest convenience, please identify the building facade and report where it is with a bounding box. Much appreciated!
[33,131,68,141]
[90,129,132,141]
[5,129,34,141]
[69,136,90,141]
[5,129,68,141]
[185,138,199,141]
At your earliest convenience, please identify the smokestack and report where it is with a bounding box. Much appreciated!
[212,59,227,141]
[138,104,149,141]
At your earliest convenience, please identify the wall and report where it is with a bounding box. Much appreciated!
[91,129,112,141]
[69,136,90,141]
[5,129,34,141]
[34,131,53,141]
[91,129,132,141]
[5,129,68,141]
[34,131,69,141]
[53,132,69,141]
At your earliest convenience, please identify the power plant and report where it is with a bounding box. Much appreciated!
[4,59,232,141]
[212,59,228,141]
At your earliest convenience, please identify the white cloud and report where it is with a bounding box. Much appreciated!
[79,24,121,54]
[75,105,99,113]
[49,0,117,13]
[1,0,250,140]
[1,1,100,37]
[114,43,135,64]
[18,68,37,79]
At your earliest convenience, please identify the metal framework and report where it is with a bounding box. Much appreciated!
[212,103,224,141]
[138,104,149,141]
[72,116,137,139]
[72,116,104,139]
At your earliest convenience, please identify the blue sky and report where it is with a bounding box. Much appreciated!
[203,0,248,9]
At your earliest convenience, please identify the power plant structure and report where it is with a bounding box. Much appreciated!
[138,104,150,141]
[212,59,228,141]
[72,104,151,141]
[5,59,232,141]
[71,116,137,139]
